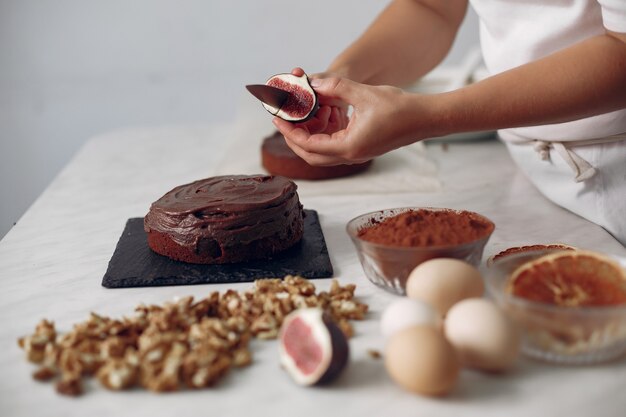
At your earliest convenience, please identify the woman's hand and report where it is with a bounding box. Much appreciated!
[273,75,435,166]
[288,67,349,136]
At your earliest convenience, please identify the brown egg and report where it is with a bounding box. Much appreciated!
[406,258,484,316]
[384,325,459,396]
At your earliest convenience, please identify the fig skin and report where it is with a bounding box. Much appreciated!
[316,314,349,385]
[278,308,349,386]
[264,73,319,123]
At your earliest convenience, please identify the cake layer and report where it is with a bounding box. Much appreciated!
[144,175,304,264]
[262,131,372,180]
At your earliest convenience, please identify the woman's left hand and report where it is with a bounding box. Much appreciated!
[273,75,434,166]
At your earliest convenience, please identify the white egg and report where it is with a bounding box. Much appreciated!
[380,298,441,338]
[444,298,520,372]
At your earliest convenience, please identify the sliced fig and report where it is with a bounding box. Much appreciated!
[263,73,319,122]
[278,308,349,385]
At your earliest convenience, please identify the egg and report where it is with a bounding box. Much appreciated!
[385,325,459,396]
[406,258,484,316]
[380,298,441,338]
[444,298,520,372]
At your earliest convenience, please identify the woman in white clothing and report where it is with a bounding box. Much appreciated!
[273,0,626,245]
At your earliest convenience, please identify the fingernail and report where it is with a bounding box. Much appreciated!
[310,78,322,88]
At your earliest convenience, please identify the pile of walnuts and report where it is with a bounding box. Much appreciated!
[18,276,368,396]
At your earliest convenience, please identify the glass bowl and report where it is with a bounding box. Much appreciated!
[346,207,495,295]
[484,249,626,364]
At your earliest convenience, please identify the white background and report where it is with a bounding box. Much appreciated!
[0,0,480,239]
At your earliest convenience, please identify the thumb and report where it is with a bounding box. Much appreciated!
[310,77,360,102]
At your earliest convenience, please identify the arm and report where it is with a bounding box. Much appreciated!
[275,31,626,166]
[286,0,468,141]
[427,31,626,135]
[328,0,468,86]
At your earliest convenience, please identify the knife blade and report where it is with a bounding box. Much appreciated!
[245,84,290,109]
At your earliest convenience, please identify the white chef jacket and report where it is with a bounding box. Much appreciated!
[469,0,626,246]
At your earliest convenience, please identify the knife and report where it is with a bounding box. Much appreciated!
[245,84,290,109]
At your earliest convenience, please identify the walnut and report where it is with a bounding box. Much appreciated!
[32,366,56,381]
[18,319,56,363]
[231,348,252,367]
[56,374,82,396]
[140,342,188,392]
[250,313,279,337]
[58,349,84,377]
[96,358,138,390]
[337,319,355,339]
[367,349,382,359]
[182,353,231,389]
[100,336,130,360]
[18,276,368,396]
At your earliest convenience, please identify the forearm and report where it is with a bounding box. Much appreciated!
[421,32,626,138]
[328,0,467,86]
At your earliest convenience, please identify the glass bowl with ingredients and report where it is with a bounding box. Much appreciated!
[484,249,626,364]
[346,207,495,295]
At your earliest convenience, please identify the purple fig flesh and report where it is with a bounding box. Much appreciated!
[263,73,319,122]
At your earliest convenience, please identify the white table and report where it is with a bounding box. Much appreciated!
[1,122,625,417]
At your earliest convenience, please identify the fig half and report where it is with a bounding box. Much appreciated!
[278,308,349,385]
[264,73,319,122]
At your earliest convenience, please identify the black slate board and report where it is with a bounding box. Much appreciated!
[102,210,333,288]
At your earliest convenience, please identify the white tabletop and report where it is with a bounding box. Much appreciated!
[1,121,625,417]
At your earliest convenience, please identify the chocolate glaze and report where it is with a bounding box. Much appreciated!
[144,175,302,249]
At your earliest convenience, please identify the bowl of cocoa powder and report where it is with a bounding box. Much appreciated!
[346,207,495,295]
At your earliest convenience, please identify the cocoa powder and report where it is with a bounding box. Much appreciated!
[357,209,494,247]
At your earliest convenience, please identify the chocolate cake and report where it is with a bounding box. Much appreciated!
[144,175,304,264]
[262,131,372,180]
